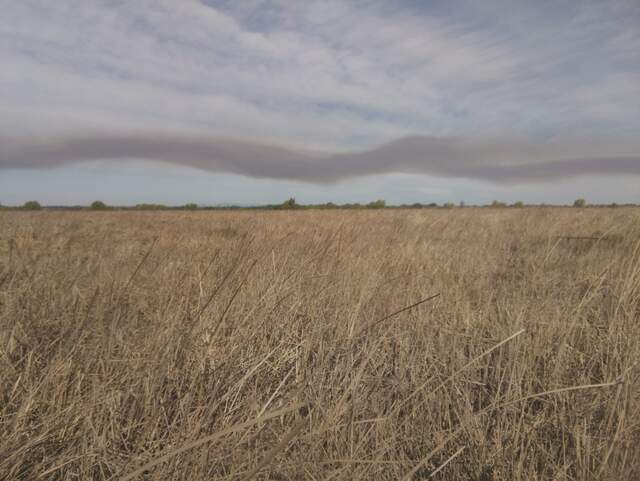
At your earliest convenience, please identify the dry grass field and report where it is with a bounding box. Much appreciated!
[1,208,639,480]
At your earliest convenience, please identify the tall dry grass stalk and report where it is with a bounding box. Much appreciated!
[1,208,639,480]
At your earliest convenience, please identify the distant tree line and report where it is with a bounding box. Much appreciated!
[0,198,635,210]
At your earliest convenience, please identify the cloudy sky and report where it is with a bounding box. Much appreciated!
[1,0,639,205]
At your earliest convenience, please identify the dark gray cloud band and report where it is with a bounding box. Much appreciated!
[1,134,638,183]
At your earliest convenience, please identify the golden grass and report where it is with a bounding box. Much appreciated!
[1,208,639,480]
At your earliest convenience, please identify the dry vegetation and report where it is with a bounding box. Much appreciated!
[1,208,639,480]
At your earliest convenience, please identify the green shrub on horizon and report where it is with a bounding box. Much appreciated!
[366,199,386,209]
[23,200,42,210]
[280,198,303,209]
[90,200,108,210]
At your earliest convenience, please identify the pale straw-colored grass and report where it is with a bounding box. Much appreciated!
[1,207,639,480]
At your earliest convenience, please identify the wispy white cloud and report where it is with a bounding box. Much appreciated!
[2,0,639,149]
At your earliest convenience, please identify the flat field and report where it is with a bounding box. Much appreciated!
[1,208,639,480]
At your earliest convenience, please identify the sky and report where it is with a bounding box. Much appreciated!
[1,0,639,205]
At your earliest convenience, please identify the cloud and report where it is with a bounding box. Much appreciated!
[1,0,639,205]
[2,133,638,183]
[2,0,639,152]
